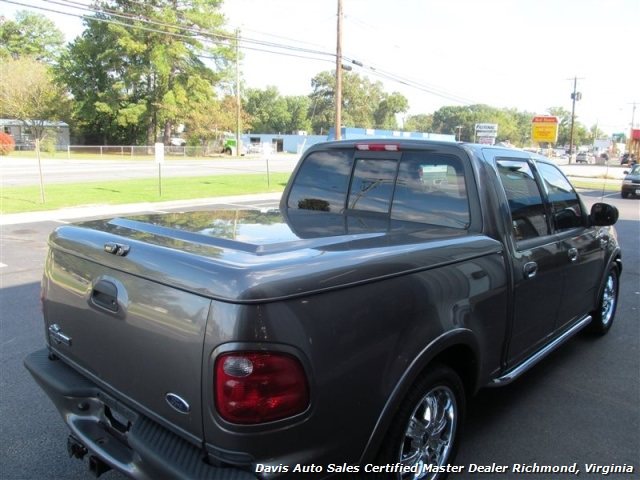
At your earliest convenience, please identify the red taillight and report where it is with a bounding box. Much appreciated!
[355,142,400,151]
[215,352,309,424]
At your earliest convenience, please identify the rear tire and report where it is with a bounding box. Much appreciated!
[375,364,465,480]
[588,266,619,336]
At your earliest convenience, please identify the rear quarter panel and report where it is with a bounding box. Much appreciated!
[201,250,508,467]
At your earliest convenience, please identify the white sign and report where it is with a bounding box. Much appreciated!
[155,143,165,164]
[475,123,498,132]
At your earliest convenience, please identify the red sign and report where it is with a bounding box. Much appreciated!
[532,116,559,123]
[632,129,640,140]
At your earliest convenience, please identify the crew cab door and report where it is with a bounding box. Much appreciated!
[494,158,565,366]
[533,161,604,330]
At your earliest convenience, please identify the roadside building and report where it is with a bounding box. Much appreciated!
[0,119,70,150]
[327,127,456,142]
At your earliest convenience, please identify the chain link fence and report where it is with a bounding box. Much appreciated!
[9,144,229,160]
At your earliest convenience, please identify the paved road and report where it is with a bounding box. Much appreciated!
[0,191,638,480]
[0,156,301,188]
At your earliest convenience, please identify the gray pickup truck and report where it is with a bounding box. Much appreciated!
[25,139,622,480]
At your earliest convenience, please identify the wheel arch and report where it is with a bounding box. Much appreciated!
[358,329,481,464]
[598,251,622,303]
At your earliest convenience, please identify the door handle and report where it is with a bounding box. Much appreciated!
[523,262,538,279]
[91,280,119,312]
[568,248,578,262]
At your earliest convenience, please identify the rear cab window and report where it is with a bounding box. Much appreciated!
[286,145,474,230]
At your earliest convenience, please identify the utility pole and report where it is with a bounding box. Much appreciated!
[235,28,242,157]
[568,76,583,162]
[630,102,638,158]
[334,0,343,140]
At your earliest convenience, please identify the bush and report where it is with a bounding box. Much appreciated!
[41,137,57,156]
[0,132,16,155]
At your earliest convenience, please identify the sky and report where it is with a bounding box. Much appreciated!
[2,0,638,136]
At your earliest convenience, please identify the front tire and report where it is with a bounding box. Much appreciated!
[376,364,465,480]
[589,266,619,335]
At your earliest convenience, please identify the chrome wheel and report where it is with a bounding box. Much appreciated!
[376,364,464,480]
[399,386,457,479]
[589,266,619,336]
[600,271,617,328]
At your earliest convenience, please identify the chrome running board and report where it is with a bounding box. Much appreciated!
[489,315,592,387]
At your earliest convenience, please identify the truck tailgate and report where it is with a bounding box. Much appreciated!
[42,242,211,444]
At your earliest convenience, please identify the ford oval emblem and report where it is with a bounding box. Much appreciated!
[165,393,190,414]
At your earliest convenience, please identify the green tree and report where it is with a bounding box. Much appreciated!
[285,95,312,133]
[186,95,242,151]
[374,92,409,130]
[431,105,477,142]
[0,56,71,201]
[430,104,541,146]
[0,57,71,139]
[0,11,65,62]
[243,88,312,133]
[56,0,234,145]
[244,87,291,133]
[546,107,573,147]
[403,114,434,132]
[308,70,409,134]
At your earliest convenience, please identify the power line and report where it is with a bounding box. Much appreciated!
[1,0,479,106]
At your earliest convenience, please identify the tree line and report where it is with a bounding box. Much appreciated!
[1,4,605,149]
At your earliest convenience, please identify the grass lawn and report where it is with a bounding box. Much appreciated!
[1,173,290,214]
[1,172,620,215]
[569,178,622,193]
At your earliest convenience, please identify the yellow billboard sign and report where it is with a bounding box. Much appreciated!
[531,116,559,143]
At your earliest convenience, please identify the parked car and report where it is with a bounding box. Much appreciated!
[169,137,186,146]
[621,164,640,198]
[576,151,593,164]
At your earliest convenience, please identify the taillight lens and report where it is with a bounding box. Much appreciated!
[215,352,309,424]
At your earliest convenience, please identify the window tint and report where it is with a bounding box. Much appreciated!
[497,160,549,241]
[287,151,353,212]
[347,159,397,213]
[536,162,584,230]
[391,153,470,228]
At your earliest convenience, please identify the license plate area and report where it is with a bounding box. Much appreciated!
[96,390,138,442]
[104,405,131,435]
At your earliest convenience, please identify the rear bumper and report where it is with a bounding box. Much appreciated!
[24,348,256,480]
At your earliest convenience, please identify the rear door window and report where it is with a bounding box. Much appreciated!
[496,160,550,241]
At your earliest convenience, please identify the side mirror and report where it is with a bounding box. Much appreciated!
[590,203,619,226]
